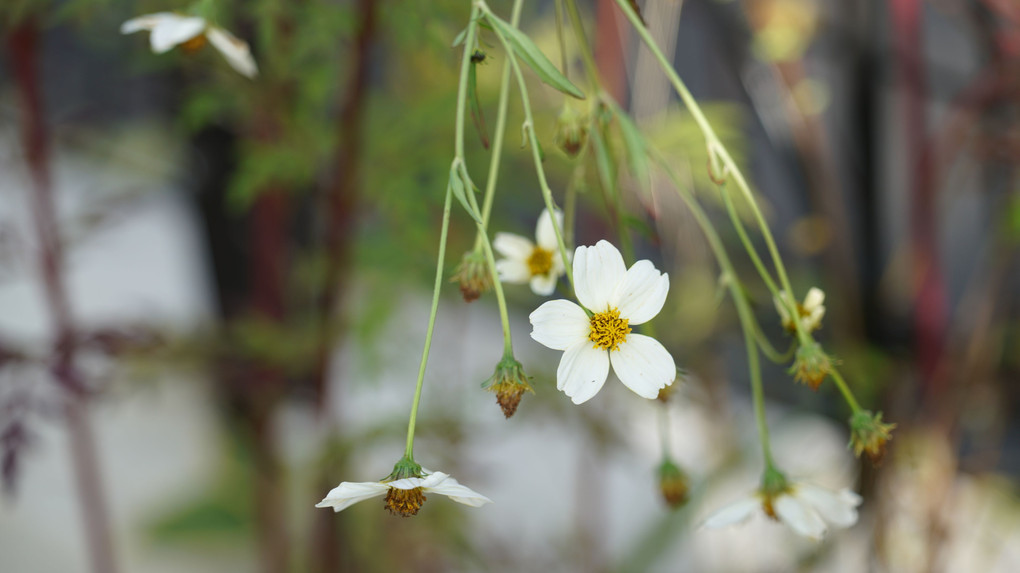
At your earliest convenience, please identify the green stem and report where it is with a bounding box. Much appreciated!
[454,7,481,160]
[658,403,672,459]
[564,0,601,88]
[720,184,779,296]
[481,3,576,290]
[554,0,569,78]
[613,0,810,343]
[660,159,777,469]
[829,367,862,413]
[405,185,455,458]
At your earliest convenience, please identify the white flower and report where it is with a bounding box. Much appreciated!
[702,481,861,540]
[774,287,825,333]
[121,12,258,78]
[315,470,492,516]
[494,209,568,296]
[529,240,675,404]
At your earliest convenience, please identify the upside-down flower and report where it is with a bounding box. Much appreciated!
[121,12,258,78]
[529,240,676,404]
[494,209,568,296]
[774,287,826,334]
[316,463,491,517]
[703,480,860,540]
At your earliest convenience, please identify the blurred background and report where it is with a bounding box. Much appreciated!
[1,0,1019,571]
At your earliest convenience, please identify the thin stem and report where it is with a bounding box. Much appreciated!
[454,7,481,160]
[657,403,672,459]
[829,367,862,413]
[613,0,810,343]
[554,0,569,78]
[564,0,602,88]
[720,184,779,295]
[660,160,777,468]
[405,185,454,458]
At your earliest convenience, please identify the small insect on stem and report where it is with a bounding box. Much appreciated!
[470,50,487,64]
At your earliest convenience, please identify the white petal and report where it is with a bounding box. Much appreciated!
[120,12,175,34]
[796,484,859,529]
[701,496,760,528]
[774,493,827,539]
[535,208,564,251]
[573,240,626,312]
[207,27,259,78]
[496,258,530,283]
[148,15,206,54]
[529,273,558,296]
[529,300,590,350]
[556,341,610,404]
[421,472,493,507]
[803,287,825,311]
[315,480,389,512]
[387,476,428,490]
[610,260,669,325]
[493,233,534,261]
[609,334,675,399]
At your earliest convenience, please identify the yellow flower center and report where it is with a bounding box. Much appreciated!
[384,487,426,517]
[180,34,208,53]
[527,247,554,276]
[589,307,630,351]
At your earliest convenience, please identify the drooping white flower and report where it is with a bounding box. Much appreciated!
[121,12,258,78]
[315,470,491,517]
[702,481,860,540]
[774,287,825,333]
[529,240,675,404]
[494,209,568,296]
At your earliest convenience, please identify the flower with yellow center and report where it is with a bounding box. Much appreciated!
[316,469,491,517]
[702,481,860,540]
[529,240,676,404]
[494,209,568,296]
[121,12,258,78]
[774,287,825,334]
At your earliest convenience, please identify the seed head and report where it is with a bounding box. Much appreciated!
[849,409,896,464]
[484,356,534,418]
[451,249,492,302]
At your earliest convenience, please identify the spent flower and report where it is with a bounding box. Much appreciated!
[790,341,833,390]
[849,409,896,463]
[121,12,258,78]
[774,287,825,334]
[316,457,491,517]
[703,471,860,540]
[529,240,676,404]
[657,459,689,509]
[494,209,568,296]
[483,355,534,418]
[554,104,589,158]
[451,248,492,302]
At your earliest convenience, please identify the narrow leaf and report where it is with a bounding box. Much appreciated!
[468,61,490,149]
[615,110,650,191]
[487,13,585,99]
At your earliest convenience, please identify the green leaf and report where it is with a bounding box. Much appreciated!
[590,119,617,197]
[615,109,650,191]
[451,26,468,48]
[449,163,482,224]
[486,13,585,99]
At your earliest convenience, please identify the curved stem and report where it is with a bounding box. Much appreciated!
[720,184,779,296]
[405,185,454,458]
[564,0,602,88]
[829,367,862,413]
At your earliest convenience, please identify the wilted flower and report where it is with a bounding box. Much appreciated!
[494,209,569,296]
[658,459,689,509]
[451,249,492,302]
[849,409,896,463]
[554,104,589,158]
[121,12,258,78]
[703,477,860,540]
[774,287,825,334]
[483,355,534,418]
[529,240,676,404]
[789,341,832,390]
[316,458,491,517]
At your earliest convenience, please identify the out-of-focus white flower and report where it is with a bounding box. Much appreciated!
[774,287,825,333]
[316,470,491,517]
[529,240,675,404]
[703,481,860,540]
[494,209,568,296]
[121,12,258,78]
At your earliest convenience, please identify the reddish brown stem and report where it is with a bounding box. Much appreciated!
[7,19,118,573]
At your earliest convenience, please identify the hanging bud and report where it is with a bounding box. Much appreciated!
[789,341,832,390]
[554,104,589,158]
[849,409,896,463]
[657,459,689,509]
[451,249,492,302]
[483,355,534,418]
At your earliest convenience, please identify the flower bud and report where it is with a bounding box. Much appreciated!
[789,341,832,390]
[657,459,689,509]
[483,356,534,418]
[849,409,895,463]
[554,104,588,158]
[451,249,492,302]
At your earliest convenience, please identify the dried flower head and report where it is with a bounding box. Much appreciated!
[451,249,492,302]
[554,104,589,158]
[849,409,896,463]
[657,459,689,509]
[483,356,534,418]
[789,341,833,390]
